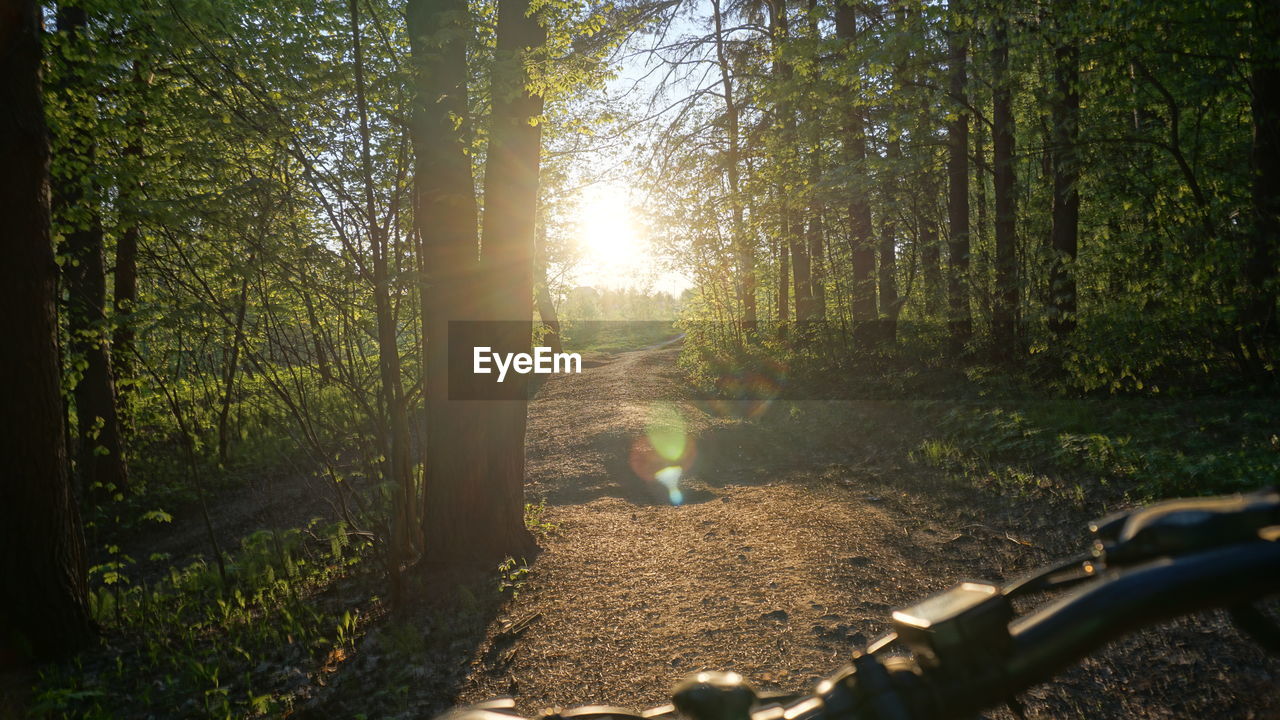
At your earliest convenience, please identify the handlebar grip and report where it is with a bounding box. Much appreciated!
[1005,541,1280,699]
[895,541,1280,719]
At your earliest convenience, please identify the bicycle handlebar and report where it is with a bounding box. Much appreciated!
[439,489,1280,720]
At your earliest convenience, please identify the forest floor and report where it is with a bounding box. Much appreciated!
[301,341,1280,720]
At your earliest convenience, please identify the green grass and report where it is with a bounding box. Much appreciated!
[33,519,371,719]
[915,396,1280,502]
[561,320,679,354]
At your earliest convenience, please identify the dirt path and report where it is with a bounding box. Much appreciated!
[441,343,1279,719]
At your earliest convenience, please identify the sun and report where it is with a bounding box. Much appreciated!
[574,185,650,288]
[570,184,693,295]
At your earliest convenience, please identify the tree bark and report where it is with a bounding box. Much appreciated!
[113,60,145,431]
[946,8,972,355]
[412,0,540,564]
[804,0,826,322]
[921,224,941,315]
[878,205,899,342]
[713,0,756,329]
[474,0,544,560]
[991,11,1019,358]
[1048,0,1080,341]
[879,129,903,343]
[835,0,875,326]
[350,0,416,587]
[216,275,250,465]
[776,210,790,323]
[0,0,95,659]
[56,3,128,500]
[410,0,482,562]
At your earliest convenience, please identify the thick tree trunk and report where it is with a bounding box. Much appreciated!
[807,209,826,320]
[914,4,942,320]
[1048,0,1080,341]
[991,12,1019,358]
[0,0,95,659]
[413,0,540,564]
[474,0,545,560]
[879,132,903,343]
[410,0,483,562]
[790,232,814,322]
[946,11,972,355]
[834,0,876,328]
[848,206,877,322]
[879,209,899,342]
[56,4,128,500]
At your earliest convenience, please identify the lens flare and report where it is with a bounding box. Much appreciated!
[702,354,788,418]
[629,403,696,505]
[655,465,684,505]
[647,403,687,461]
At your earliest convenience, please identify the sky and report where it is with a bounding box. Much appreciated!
[558,4,712,298]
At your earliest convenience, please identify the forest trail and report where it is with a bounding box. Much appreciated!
[438,342,1279,719]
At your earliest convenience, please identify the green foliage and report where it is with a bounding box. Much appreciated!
[523,499,558,538]
[496,556,531,598]
[35,520,371,719]
[918,397,1280,501]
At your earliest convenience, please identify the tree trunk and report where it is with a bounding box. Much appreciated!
[56,3,128,500]
[879,208,899,342]
[991,11,1019,358]
[946,8,972,355]
[921,224,942,315]
[535,224,563,355]
[776,209,790,323]
[413,0,540,564]
[879,131,903,343]
[836,0,875,324]
[1048,0,1080,341]
[410,0,482,562]
[769,0,810,324]
[350,0,416,587]
[113,60,145,431]
[713,0,756,329]
[475,0,545,560]
[804,0,826,322]
[216,276,250,465]
[807,209,826,320]
[914,2,942,320]
[0,0,95,659]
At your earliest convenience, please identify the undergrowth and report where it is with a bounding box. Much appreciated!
[916,397,1280,502]
[33,519,372,719]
